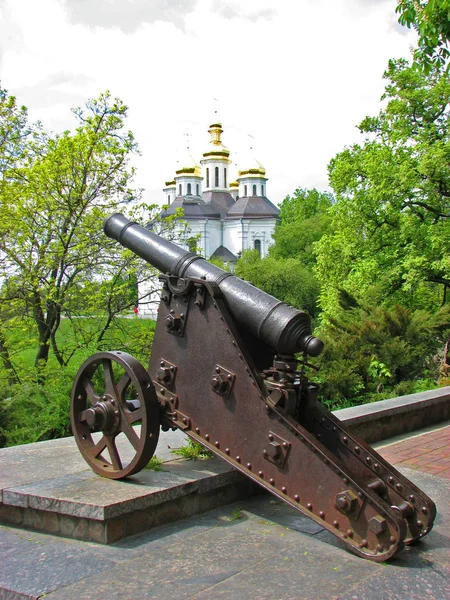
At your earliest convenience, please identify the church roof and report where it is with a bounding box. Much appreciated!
[210,245,238,262]
[202,190,236,219]
[160,197,220,219]
[226,196,280,219]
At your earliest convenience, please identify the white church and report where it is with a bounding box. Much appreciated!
[138,121,280,317]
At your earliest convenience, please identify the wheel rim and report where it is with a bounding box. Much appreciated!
[70,351,160,479]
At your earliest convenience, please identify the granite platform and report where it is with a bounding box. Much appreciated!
[0,387,449,547]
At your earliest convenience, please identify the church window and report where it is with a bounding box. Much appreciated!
[244,185,247,196]
[215,166,219,187]
[187,183,192,195]
[261,184,265,196]
[224,168,227,188]
[206,168,210,187]
[179,184,182,195]
[253,184,257,195]
[196,184,199,195]
[254,239,261,255]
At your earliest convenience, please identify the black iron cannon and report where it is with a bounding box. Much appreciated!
[70,214,436,562]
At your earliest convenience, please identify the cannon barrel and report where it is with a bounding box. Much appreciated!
[104,213,324,357]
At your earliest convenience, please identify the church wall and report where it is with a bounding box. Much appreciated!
[223,218,276,258]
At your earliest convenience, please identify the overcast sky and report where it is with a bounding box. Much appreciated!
[0,0,417,206]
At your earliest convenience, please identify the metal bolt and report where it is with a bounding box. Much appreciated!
[335,490,358,514]
[368,515,387,535]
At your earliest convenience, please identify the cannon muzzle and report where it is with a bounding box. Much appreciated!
[104,213,323,357]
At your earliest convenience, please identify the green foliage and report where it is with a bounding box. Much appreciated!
[171,437,213,460]
[0,317,156,447]
[317,59,450,315]
[396,0,450,72]
[144,455,164,471]
[316,291,450,408]
[271,188,333,268]
[235,250,320,316]
[0,367,73,446]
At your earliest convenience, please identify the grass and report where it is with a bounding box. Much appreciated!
[144,455,165,471]
[171,438,213,460]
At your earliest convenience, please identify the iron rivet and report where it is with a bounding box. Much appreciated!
[307,503,312,510]
[343,478,349,484]
[114,410,119,415]
[180,313,184,318]
[268,434,274,441]
[160,388,165,394]
[417,520,423,528]
[228,374,233,381]
[281,487,287,493]
[195,428,200,433]
[390,536,396,544]
[283,442,289,449]
[358,491,364,498]
[366,457,371,464]
[294,495,299,501]
[333,520,339,528]
[332,427,336,433]
[258,471,263,477]
[215,367,220,373]
[247,463,252,469]
[183,418,187,424]
[347,529,353,537]
[263,449,268,456]
[215,441,220,447]
[225,448,230,455]
[205,434,210,441]
[409,495,415,502]
[354,446,360,454]
[160,361,165,367]
[374,463,379,470]
[77,394,83,400]
[269,478,275,485]
[422,507,428,515]
[389,476,394,483]
[359,539,367,548]
[170,309,174,314]
[342,436,348,443]
[319,511,325,518]
[236,456,241,462]
[396,483,402,491]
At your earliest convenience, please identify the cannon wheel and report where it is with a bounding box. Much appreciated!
[70,351,160,479]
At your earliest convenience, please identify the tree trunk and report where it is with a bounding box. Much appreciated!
[0,325,18,385]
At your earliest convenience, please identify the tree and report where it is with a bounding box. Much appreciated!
[0,91,142,369]
[316,59,450,315]
[396,0,450,72]
[316,290,450,408]
[270,188,333,267]
[235,250,320,317]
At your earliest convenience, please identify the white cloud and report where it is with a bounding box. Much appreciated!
[1,0,416,204]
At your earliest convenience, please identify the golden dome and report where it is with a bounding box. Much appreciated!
[202,122,230,159]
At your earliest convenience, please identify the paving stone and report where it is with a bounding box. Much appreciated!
[0,540,117,597]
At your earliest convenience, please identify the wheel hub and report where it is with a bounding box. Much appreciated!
[85,396,119,433]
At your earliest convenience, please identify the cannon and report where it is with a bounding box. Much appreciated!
[70,213,436,561]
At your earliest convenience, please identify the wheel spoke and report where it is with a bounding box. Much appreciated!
[106,437,122,470]
[127,406,144,424]
[103,359,117,397]
[117,373,132,399]
[83,378,99,407]
[91,435,108,459]
[120,411,141,451]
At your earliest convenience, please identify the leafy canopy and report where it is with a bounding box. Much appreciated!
[316,59,450,314]
[396,0,450,72]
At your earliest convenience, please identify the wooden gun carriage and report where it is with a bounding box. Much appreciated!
[70,213,436,561]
